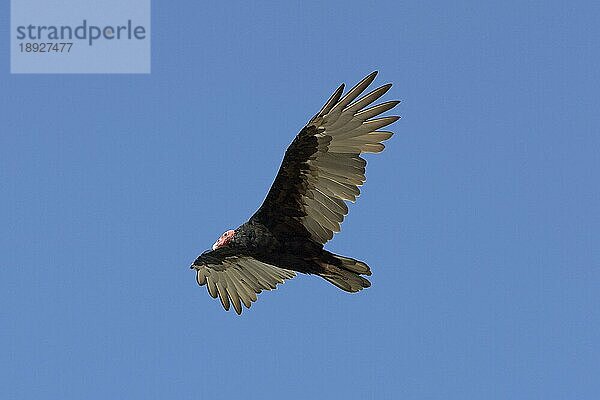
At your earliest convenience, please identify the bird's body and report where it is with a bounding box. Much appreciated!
[191,71,399,314]
[205,221,312,274]
[209,219,354,275]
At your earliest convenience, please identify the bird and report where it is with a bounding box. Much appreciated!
[191,71,400,314]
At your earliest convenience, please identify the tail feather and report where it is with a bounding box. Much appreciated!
[333,254,372,276]
[318,254,372,292]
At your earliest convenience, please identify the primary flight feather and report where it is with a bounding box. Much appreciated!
[191,71,400,314]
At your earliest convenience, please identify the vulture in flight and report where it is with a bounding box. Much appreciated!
[191,71,400,314]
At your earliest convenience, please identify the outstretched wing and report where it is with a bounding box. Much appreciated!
[251,71,399,244]
[192,254,296,314]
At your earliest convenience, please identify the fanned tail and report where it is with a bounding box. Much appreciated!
[318,253,372,292]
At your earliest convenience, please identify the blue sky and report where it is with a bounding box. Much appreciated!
[1,1,599,399]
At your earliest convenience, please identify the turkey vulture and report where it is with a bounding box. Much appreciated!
[191,71,400,314]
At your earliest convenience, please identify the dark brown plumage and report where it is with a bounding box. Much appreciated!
[191,71,400,314]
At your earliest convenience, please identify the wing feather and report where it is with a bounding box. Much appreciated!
[206,276,218,299]
[192,255,296,314]
[228,268,256,305]
[344,84,393,114]
[312,187,348,216]
[223,274,243,314]
[314,84,345,119]
[216,280,230,311]
[251,71,399,244]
